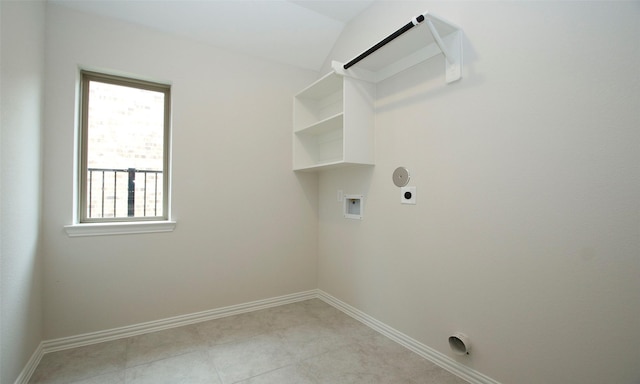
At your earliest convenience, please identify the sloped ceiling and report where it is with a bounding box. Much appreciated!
[49,0,376,71]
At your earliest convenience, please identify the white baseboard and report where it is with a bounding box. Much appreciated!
[20,289,499,384]
[41,289,317,353]
[13,342,44,384]
[317,290,501,384]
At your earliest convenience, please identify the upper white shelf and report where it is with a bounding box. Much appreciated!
[333,12,462,84]
[296,72,343,100]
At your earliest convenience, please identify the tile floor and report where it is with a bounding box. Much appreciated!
[29,299,469,384]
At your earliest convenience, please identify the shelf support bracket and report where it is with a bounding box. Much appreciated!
[425,19,452,64]
[424,16,462,83]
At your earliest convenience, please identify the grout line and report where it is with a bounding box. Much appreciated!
[23,290,499,384]
[41,290,317,353]
[316,290,500,384]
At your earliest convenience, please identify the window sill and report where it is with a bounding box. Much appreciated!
[64,221,177,237]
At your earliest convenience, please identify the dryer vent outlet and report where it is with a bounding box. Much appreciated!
[449,333,471,355]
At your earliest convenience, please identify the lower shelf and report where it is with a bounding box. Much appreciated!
[293,161,374,172]
[293,126,343,170]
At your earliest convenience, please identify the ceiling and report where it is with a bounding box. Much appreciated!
[50,0,376,71]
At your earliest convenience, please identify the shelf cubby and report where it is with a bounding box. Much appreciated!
[293,72,375,171]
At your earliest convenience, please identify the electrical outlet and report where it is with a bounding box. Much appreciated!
[401,186,416,205]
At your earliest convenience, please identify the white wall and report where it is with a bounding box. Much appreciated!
[317,2,640,384]
[0,1,46,383]
[42,4,319,339]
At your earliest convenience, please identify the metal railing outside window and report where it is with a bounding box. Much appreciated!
[87,167,163,219]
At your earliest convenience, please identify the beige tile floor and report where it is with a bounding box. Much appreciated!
[29,299,469,384]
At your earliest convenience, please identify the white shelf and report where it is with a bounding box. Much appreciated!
[292,12,462,172]
[293,72,375,172]
[296,71,343,100]
[295,113,343,135]
[293,161,374,172]
[332,12,462,84]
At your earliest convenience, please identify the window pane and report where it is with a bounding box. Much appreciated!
[85,79,166,220]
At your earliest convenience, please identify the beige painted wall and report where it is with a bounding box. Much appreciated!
[0,1,45,383]
[41,4,319,339]
[11,2,639,384]
[317,2,640,384]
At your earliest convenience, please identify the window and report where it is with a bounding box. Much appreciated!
[78,71,170,224]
